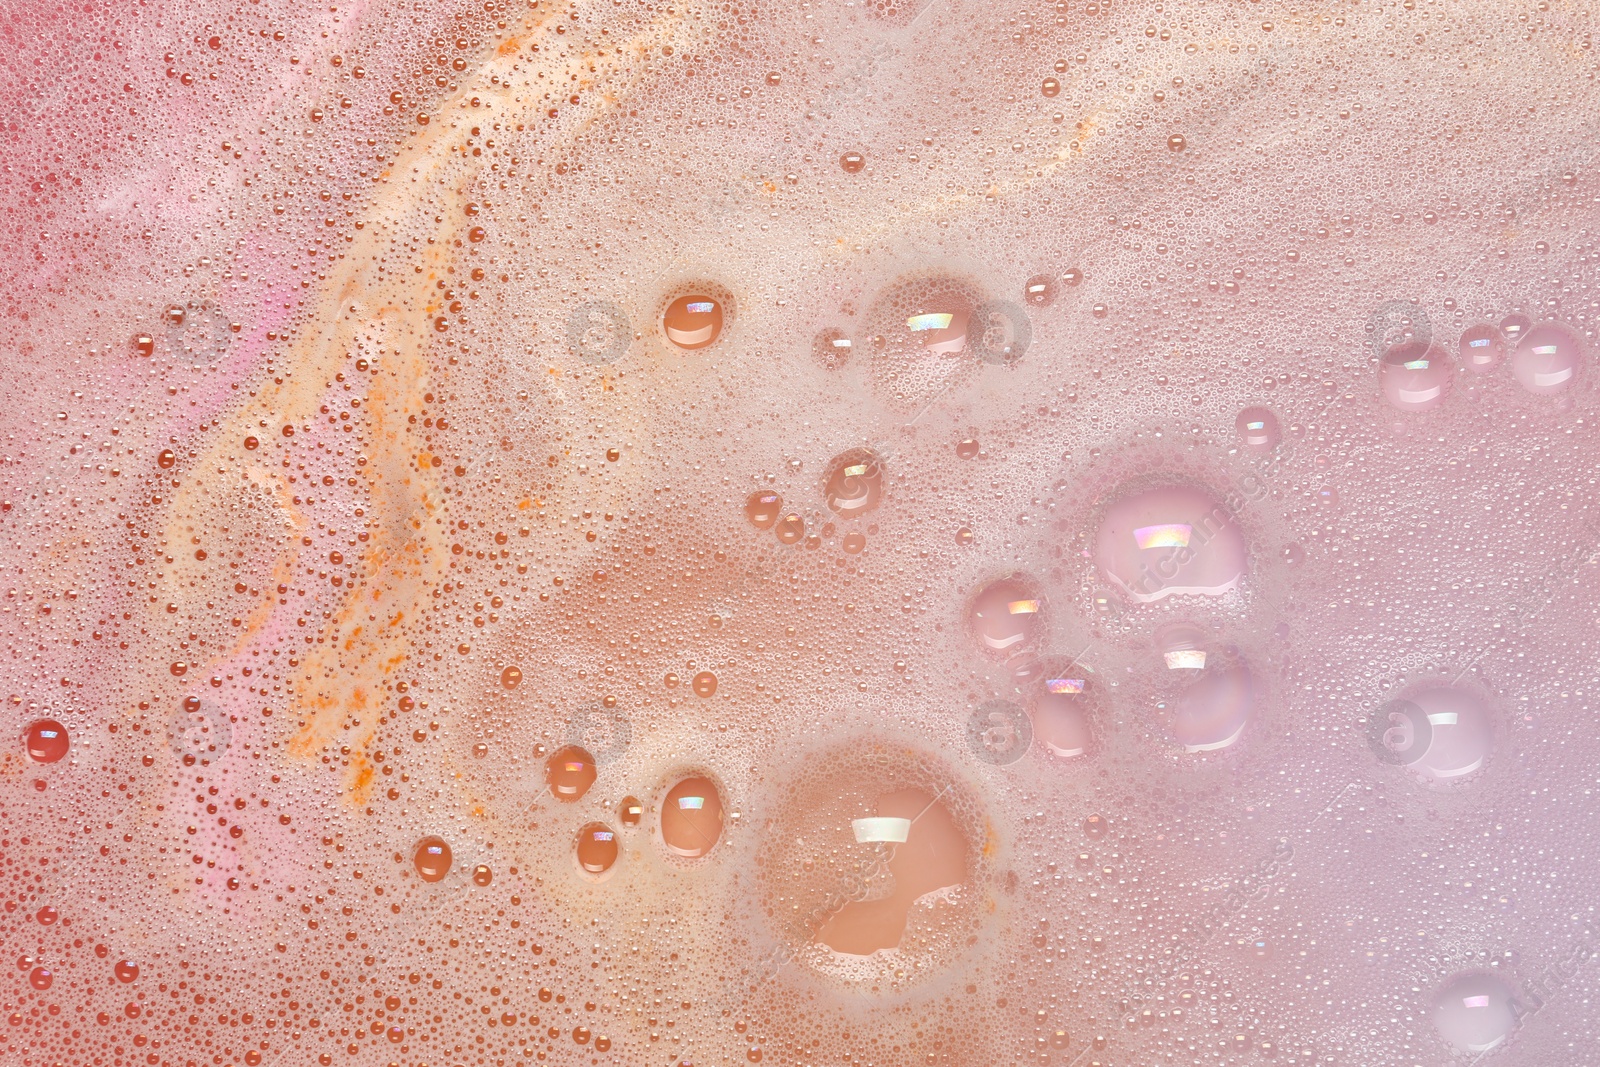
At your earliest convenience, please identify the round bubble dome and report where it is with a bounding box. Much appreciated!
[2,1,1598,1066]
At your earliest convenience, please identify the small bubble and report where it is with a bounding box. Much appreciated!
[1031,675,1099,758]
[28,967,51,991]
[23,719,68,763]
[413,836,452,882]
[619,796,643,827]
[1150,631,1254,752]
[132,333,154,357]
[164,305,186,327]
[1511,322,1583,395]
[1095,484,1248,603]
[663,294,725,350]
[968,576,1043,656]
[1234,406,1280,451]
[1432,973,1515,1054]
[472,864,493,887]
[547,745,598,801]
[955,526,975,546]
[956,438,980,459]
[840,151,866,173]
[471,742,489,759]
[1023,274,1057,307]
[576,823,619,874]
[1498,313,1532,344]
[661,776,724,858]
[775,513,806,544]
[692,671,718,698]
[1062,267,1084,286]
[1457,324,1506,374]
[1378,341,1452,411]
[500,665,522,689]
[1041,77,1060,97]
[1167,133,1187,151]
[114,960,139,983]
[743,490,782,530]
[1083,813,1108,839]
[157,449,177,469]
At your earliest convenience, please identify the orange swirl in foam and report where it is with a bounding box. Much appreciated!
[142,2,707,808]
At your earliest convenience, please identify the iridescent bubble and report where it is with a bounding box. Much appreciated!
[1432,973,1516,1054]
[1511,322,1583,395]
[1456,324,1506,374]
[1150,625,1254,752]
[1030,674,1099,758]
[662,294,725,350]
[619,796,643,827]
[774,513,806,545]
[23,719,69,763]
[1234,406,1280,452]
[413,836,452,883]
[661,776,724,858]
[1498,313,1532,345]
[744,490,782,530]
[1094,485,1248,603]
[576,823,619,874]
[1378,341,1453,411]
[904,292,972,356]
[547,745,598,801]
[823,448,885,518]
[967,576,1043,657]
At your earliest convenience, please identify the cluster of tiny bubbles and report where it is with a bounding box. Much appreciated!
[7,0,1600,1062]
